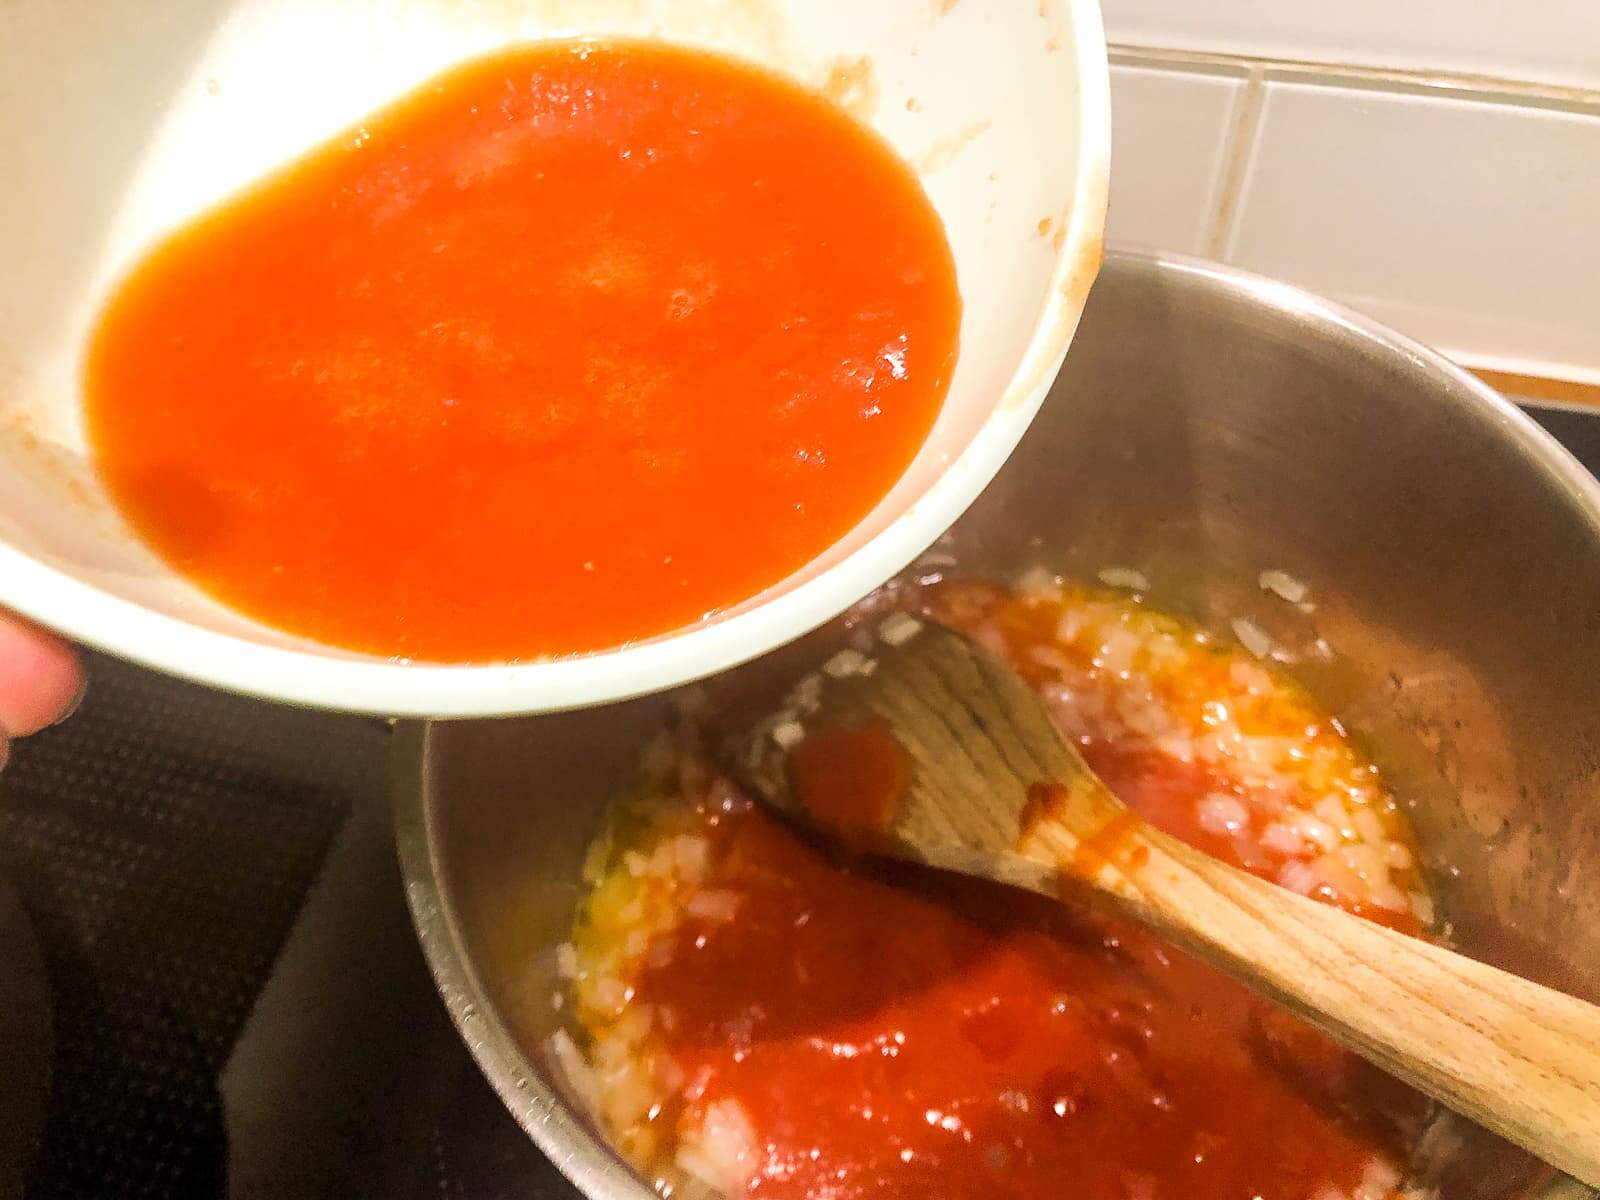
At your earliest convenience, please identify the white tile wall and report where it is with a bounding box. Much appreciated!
[1104,0,1600,92]
[1106,60,1248,254]
[1221,79,1600,384]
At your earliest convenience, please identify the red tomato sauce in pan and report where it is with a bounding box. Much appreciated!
[636,804,1425,1200]
[592,579,1435,1200]
[85,42,960,662]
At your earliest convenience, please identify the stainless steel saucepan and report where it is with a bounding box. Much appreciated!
[397,249,1600,1200]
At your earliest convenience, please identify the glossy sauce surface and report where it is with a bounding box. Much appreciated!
[788,720,908,845]
[637,805,1423,1200]
[86,42,959,661]
[606,578,1432,1200]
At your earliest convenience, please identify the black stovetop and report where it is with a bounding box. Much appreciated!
[0,652,573,1200]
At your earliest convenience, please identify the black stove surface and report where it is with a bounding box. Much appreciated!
[0,656,573,1200]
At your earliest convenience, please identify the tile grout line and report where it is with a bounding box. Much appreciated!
[1107,42,1600,112]
[1202,63,1266,261]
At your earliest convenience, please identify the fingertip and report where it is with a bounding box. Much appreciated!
[0,615,84,738]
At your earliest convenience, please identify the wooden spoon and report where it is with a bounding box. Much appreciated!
[727,613,1600,1187]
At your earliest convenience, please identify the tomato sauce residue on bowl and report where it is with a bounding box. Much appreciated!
[84,41,960,662]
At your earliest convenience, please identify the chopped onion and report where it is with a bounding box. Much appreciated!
[1231,617,1274,660]
[1097,566,1150,592]
[1258,569,1309,604]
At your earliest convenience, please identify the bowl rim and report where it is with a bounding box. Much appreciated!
[0,4,1112,718]
[396,246,1600,1200]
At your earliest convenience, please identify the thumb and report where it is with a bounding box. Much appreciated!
[0,613,84,741]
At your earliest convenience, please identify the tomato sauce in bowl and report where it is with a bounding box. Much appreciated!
[84,42,960,662]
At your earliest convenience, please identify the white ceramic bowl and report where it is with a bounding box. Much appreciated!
[0,0,1108,716]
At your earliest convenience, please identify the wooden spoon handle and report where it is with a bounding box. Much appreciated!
[1018,809,1600,1187]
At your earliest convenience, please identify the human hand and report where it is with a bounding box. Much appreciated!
[0,613,83,770]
